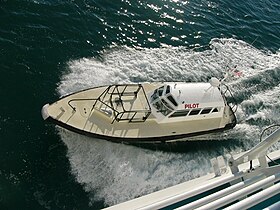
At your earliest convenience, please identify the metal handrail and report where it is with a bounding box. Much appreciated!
[221,84,238,113]
[68,98,97,111]
[112,110,151,124]
[229,127,280,173]
[67,84,152,124]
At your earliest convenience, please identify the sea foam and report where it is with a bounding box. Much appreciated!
[56,38,280,206]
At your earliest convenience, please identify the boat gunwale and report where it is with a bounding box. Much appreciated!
[45,114,236,143]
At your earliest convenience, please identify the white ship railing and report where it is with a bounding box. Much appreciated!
[104,126,280,210]
[229,126,280,173]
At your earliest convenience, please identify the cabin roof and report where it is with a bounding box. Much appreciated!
[166,82,225,109]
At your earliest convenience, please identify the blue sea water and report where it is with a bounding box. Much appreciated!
[0,0,280,209]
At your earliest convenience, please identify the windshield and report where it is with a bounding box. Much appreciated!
[151,85,179,116]
[153,99,172,116]
[151,86,164,103]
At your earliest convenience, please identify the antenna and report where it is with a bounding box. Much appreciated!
[222,37,259,80]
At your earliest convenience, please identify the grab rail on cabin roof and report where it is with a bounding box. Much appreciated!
[220,84,238,113]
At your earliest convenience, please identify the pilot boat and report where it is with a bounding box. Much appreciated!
[41,78,237,143]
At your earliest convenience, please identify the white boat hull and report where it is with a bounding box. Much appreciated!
[42,83,237,143]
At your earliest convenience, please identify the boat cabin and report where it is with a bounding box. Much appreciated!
[149,83,226,123]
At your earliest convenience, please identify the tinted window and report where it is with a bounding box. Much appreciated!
[153,100,172,116]
[212,108,219,113]
[166,85,170,94]
[189,109,201,116]
[158,86,164,96]
[151,89,158,102]
[169,110,189,118]
[167,95,178,107]
[201,108,212,114]
[161,99,173,111]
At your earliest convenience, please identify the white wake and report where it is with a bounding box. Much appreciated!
[56,38,280,206]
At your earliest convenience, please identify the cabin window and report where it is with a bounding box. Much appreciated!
[151,85,179,116]
[167,95,178,107]
[158,86,164,96]
[189,109,201,116]
[159,100,172,116]
[151,86,164,102]
[152,99,172,116]
[166,85,171,94]
[212,108,219,113]
[201,108,212,115]
[153,101,161,111]
[161,99,173,111]
[169,110,189,118]
[151,90,158,102]
[169,107,219,118]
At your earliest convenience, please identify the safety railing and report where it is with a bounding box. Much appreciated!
[67,84,151,124]
[220,84,238,113]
